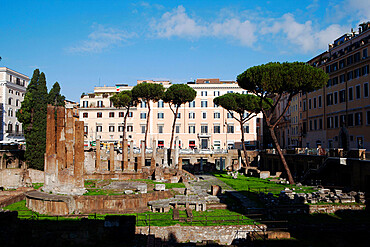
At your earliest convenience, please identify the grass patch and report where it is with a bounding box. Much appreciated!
[32,183,43,190]
[214,173,316,196]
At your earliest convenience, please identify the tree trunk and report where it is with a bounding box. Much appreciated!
[268,126,295,184]
[144,103,150,151]
[239,118,249,167]
[168,106,179,166]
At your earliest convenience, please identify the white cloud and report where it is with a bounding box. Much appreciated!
[261,14,347,52]
[68,24,135,53]
[151,5,207,38]
[211,19,257,47]
[151,6,257,46]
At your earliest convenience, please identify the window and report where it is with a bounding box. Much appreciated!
[118,126,124,132]
[214,103,219,108]
[309,99,312,109]
[327,117,333,129]
[140,112,146,119]
[227,124,234,133]
[127,125,133,132]
[8,109,13,117]
[157,112,164,119]
[356,85,361,99]
[97,112,102,118]
[214,125,220,133]
[189,112,195,119]
[177,113,181,118]
[319,118,323,129]
[189,125,195,133]
[355,112,362,126]
[82,101,88,107]
[8,98,12,105]
[128,112,133,117]
[334,116,339,128]
[202,112,207,119]
[334,92,338,104]
[227,91,233,93]
[214,112,220,119]
[141,125,146,133]
[243,125,250,133]
[157,100,164,108]
[354,68,361,78]
[364,83,369,98]
[201,91,207,96]
[83,113,88,118]
[347,71,353,81]
[303,101,306,111]
[84,126,88,135]
[318,96,322,108]
[348,114,354,126]
[313,97,316,108]
[354,52,361,62]
[227,112,233,118]
[339,90,346,103]
[332,77,338,85]
[201,125,208,134]
[362,65,369,75]
[340,115,346,127]
[189,101,195,107]
[314,119,317,130]
[214,91,220,96]
[140,101,147,108]
[348,87,354,101]
[340,74,345,83]
[310,120,313,131]
[201,100,208,107]
[367,111,370,125]
[119,112,124,117]
[96,126,102,132]
[347,55,353,65]
[97,101,103,107]
[158,125,163,133]
[363,48,368,59]
[326,93,333,106]
[339,59,345,69]
[175,125,180,133]
[109,112,115,118]
[109,126,115,132]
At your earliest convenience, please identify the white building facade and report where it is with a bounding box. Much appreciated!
[79,79,262,150]
[0,67,29,143]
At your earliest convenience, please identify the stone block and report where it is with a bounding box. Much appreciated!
[155,184,166,191]
[211,185,221,196]
[259,171,270,179]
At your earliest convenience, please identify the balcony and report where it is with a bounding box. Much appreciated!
[197,132,211,138]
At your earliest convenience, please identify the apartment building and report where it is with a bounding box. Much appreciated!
[301,22,370,150]
[79,79,261,149]
[0,67,29,143]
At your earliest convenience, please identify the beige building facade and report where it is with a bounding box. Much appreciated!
[0,67,29,143]
[79,79,262,150]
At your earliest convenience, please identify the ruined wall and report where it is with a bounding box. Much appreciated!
[136,225,266,245]
[0,169,43,189]
[26,190,174,215]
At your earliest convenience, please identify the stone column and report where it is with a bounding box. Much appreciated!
[65,108,74,169]
[109,143,115,172]
[163,148,168,167]
[139,140,145,171]
[123,139,128,171]
[56,106,66,170]
[129,140,134,170]
[74,121,84,188]
[96,139,101,172]
[178,157,183,171]
[151,139,156,169]
[174,136,179,166]
[45,105,56,173]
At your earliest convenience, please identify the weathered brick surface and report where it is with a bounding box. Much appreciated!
[135,224,266,245]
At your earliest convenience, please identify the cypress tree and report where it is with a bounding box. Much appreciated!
[17,69,48,170]
[48,82,65,106]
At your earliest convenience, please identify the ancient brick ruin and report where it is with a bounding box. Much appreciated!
[43,105,86,195]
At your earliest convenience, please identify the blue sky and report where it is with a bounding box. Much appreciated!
[1,0,369,101]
